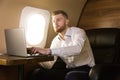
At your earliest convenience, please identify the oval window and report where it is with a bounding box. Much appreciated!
[19,6,50,48]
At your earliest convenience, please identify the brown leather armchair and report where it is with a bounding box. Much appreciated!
[86,28,120,80]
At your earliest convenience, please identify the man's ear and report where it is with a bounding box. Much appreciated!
[66,19,69,25]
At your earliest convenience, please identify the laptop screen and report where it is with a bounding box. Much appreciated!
[4,28,28,57]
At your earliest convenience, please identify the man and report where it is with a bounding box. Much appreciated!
[29,10,95,80]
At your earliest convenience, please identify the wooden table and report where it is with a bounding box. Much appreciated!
[0,54,54,80]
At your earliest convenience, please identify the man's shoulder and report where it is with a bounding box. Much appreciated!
[70,26,83,30]
[70,26,85,32]
[52,35,59,42]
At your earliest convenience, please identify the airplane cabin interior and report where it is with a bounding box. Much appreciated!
[0,0,120,80]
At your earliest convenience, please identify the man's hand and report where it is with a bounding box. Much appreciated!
[27,47,51,55]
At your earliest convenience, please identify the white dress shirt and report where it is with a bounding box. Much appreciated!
[40,27,95,69]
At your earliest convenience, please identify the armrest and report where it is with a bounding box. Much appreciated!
[89,64,120,80]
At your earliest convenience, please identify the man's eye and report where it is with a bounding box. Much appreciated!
[57,19,61,21]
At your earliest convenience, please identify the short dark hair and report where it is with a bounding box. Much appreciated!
[52,10,68,19]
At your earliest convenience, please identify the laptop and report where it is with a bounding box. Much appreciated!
[4,28,43,57]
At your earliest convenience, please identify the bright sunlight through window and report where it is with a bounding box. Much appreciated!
[26,14,45,45]
[19,6,50,48]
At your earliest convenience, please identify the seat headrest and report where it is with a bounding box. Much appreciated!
[86,28,120,48]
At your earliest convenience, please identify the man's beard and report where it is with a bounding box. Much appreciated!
[54,26,66,33]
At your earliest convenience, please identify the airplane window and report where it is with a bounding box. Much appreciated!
[19,6,50,48]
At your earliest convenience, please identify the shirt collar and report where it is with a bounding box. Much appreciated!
[58,27,72,40]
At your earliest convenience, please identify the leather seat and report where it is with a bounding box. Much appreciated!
[85,28,120,80]
[89,64,120,80]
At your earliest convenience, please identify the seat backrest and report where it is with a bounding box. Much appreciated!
[86,28,120,64]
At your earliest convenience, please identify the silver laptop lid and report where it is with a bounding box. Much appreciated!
[4,28,28,57]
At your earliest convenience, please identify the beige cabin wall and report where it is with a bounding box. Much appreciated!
[0,0,87,53]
